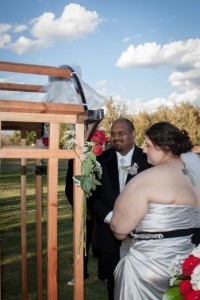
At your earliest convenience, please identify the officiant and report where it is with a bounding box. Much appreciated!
[90,118,150,300]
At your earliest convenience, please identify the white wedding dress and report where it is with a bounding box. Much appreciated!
[114,203,200,300]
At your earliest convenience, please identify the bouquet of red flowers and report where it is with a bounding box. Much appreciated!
[90,129,108,156]
[163,245,200,300]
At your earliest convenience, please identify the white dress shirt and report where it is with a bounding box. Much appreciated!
[104,147,135,223]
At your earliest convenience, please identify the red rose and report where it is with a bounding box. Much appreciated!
[179,280,193,294]
[91,130,108,144]
[42,137,49,147]
[184,290,200,300]
[182,255,200,276]
[93,144,103,156]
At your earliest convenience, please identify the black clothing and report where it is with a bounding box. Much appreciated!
[65,159,106,280]
[91,146,150,299]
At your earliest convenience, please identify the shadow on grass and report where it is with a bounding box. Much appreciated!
[0,160,108,300]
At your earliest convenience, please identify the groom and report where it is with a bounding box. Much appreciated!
[90,118,150,300]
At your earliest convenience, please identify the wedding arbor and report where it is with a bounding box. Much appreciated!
[0,61,104,299]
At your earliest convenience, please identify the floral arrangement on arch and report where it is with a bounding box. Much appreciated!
[163,244,200,300]
[64,128,108,255]
[64,129,108,195]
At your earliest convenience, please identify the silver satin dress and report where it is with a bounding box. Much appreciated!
[114,203,200,300]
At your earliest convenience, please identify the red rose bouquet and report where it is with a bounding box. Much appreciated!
[163,245,200,300]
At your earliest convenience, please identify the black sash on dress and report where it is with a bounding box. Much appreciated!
[129,228,199,241]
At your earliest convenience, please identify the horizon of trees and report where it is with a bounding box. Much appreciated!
[100,98,200,147]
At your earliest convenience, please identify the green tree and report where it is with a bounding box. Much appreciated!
[168,102,200,145]
[134,101,200,146]
[10,131,21,146]
[151,105,171,123]
[59,123,71,148]
[100,98,128,134]
[133,111,153,147]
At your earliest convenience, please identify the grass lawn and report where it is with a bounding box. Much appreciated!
[0,159,108,300]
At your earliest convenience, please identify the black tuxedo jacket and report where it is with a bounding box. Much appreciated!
[91,146,150,253]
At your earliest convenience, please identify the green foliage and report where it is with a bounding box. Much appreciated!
[162,287,182,300]
[101,99,200,147]
[10,130,36,146]
[27,131,36,145]
[75,175,101,196]
[100,97,128,135]
[133,111,153,146]
[168,102,200,145]
[10,131,21,145]
[59,123,71,148]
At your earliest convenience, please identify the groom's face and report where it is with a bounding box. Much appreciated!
[110,120,135,156]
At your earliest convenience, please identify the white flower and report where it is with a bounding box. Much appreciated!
[124,163,139,175]
[169,255,184,277]
[169,276,177,287]
[191,264,200,290]
[64,130,76,139]
[191,244,200,258]
[64,139,76,149]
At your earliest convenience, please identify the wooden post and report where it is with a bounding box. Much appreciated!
[21,130,28,300]
[35,130,43,300]
[47,122,59,300]
[73,123,84,300]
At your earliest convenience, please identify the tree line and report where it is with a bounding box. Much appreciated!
[100,99,200,147]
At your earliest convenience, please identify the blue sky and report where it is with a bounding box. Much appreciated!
[1,0,200,114]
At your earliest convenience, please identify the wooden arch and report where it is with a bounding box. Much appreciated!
[0,61,104,300]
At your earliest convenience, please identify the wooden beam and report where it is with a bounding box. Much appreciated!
[0,61,72,78]
[0,112,78,124]
[0,100,84,116]
[0,83,44,93]
[0,148,76,159]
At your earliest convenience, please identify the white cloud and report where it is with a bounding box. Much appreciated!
[13,24,28,33]
[123,34,141,43]
[116,39,200,69]
[0,23,12,34]
[31,3,102,41]
[95,79,108,87]
[124,88,200,115]
[119,94,188,115]
[169,68,200,90]
[0,3,102,54]
[7,36,52,55]
[168,89,200,106]
[123,37,132,43]
[0,34,11,48]
[114,38,200,114]
[98,84,200,115]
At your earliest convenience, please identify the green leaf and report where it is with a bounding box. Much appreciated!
[81,159,93,176]
[90,151,96,161]
[73,175,97,196]
[162,287,181,300]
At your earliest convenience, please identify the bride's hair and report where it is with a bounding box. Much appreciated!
[145,121,193,155]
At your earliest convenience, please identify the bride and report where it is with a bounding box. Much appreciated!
[110,121,200,300]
